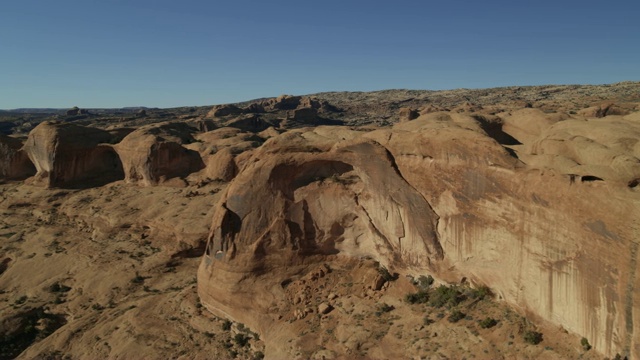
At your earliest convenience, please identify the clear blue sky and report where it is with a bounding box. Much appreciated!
[1,0,638,109]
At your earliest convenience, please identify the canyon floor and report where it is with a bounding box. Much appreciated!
[1,82,639,359]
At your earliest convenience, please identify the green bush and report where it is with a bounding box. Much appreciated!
[479,317,497,329]
[222,320,232,331]
[234,333,250,347]
[581,337,591,351]
[405,290,429,304]
[415,275,434,290]
[429,285,463,308]
[469,286,491,300]
[48,282,71,293]
[377,265,397,282]
[524,330,543,345]
[447,309,466,323]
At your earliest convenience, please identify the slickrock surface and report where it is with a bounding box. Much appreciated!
[1,81,640,359]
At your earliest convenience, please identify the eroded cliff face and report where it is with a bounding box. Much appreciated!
[198,110,640,358]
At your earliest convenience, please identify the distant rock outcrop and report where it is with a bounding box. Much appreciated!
[66,106,89,116]
[577,102,631,118]
[207,105,243,118]
[23,122,122,188]
[0,135,35,180]
[398,107,419,121]
[223,114,270,133]
[289,107,318,122]
[264,95,301,110]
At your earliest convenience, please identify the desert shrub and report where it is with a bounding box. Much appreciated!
[377,265,397,282]
[524,330,543,345]
[405,290,429,304]
[447,309,466,323]
[479,317,497,329]
[429,285,464,308]
[234,333,250,347]
[48,282,71,293]
[415,275,434,290]
[581,337,591,351]
[469,285,491,300]
[222,320,232,331]
[375,303,394,316]
[253,351,265,360]
[130,273,145,284]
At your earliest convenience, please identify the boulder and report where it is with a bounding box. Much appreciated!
[398,107,419,121]
[23,122,122,188]
[205,148,237,182]
[0,135,35,180]
[115,122,204,186]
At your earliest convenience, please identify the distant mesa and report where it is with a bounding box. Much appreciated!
[66,106,89,116]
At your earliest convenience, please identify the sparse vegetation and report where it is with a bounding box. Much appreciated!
[479,317,498,329]
[524,330,543,345]
[415,275,434,290]
[447,309,466,323]
[48,282,71,293]
[375,303,394,316]
[469,285,491,300]
[233,333,250,347]
[376,264,397,282]
[429,285,464,308]
[580,337,591,351]
[222,319,232,331]
[130,273,146,284]
[405,290,429,304]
